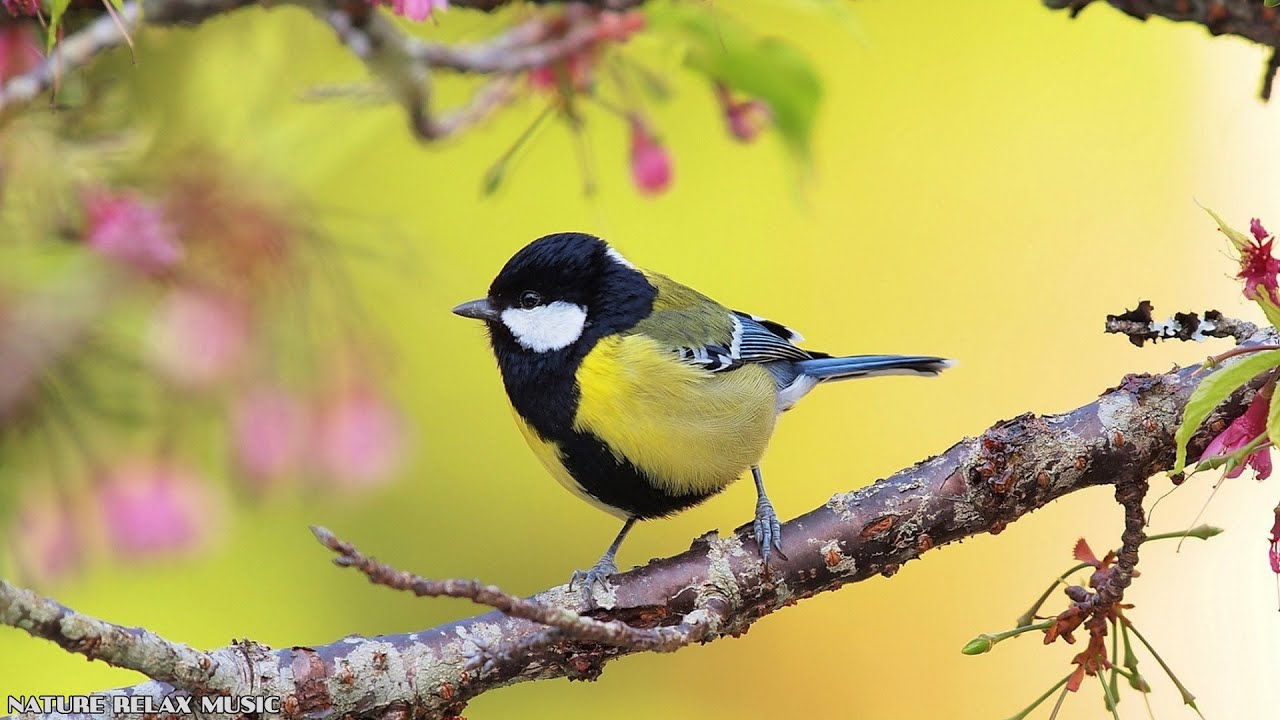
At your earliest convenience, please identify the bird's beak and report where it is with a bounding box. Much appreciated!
[452,298,500,322]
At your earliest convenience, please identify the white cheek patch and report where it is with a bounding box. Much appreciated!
[500,301,589,352]
[605,246,637,270]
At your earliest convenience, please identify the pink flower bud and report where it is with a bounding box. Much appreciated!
[629,118,672,195]
[147,288,249,389]
[726,101,770,143]
[314,381,404,489]
[82,187,182,275]
[387,0,446,21]
[231,385,309,489]
[97,462,218,558]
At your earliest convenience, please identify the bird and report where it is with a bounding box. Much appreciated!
[453,232,952,601]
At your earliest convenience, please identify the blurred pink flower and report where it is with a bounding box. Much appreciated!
[628,118,671,195]
[1200,392,1272,480]
[385,0,446,21]
[11,494,80,585]
[0,23,40,81]
[82,187,182,275]
[1,0,38,17]
[314,381,404,489]
[232,385,309,488]
[147,288,249,389]
[96,461,216,557]
[528,51,595,94]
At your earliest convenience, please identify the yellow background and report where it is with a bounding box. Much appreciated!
[4,1,1280,718]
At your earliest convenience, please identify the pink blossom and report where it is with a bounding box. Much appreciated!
[97,462,217,558]
[1253,218,1271,243]
[1235,215,1280,305]
[0,24,40,82]
[147,288,249,389]
[1,0,38,17]
[1200,392,1272,480]
[231,385,309,489]
[314,381,404,489]
[11,493,80,585]
[82,187,182,275]
[628,118,672,195]
[387,0,446,21]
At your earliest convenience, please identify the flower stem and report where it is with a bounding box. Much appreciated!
[1205,344,1280,368]
[1015,529,1222,627]
[1107,620,1121,711]
[1016,562,1089,628]
[1122,618,1204,718]
[1006,673,1073,720]
[1098,671,1122,720]
[962,619,1054,655]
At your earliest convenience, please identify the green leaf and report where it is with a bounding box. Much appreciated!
[1268,0,1279,7]
[46,0,71,52]
[1258,293,1280,332]
[1201,205,1252,252]
[1173,348,1280,473]
[645,1,822,163]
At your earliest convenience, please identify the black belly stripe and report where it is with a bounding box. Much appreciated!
[557,429,717,519]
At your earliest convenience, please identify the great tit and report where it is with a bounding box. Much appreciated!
[453,232,951,599]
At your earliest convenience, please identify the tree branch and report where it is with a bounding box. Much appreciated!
[1044,0,1280,100]
[0,0,626,135]
[4,327,1273,720]
[1104,300,1257,347]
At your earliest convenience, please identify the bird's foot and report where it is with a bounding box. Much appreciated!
[753,498,787,566]
[570,554,618,606]
[463,635,512,678]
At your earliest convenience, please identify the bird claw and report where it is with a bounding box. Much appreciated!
[463,635,510,677]
[753,498,786,566]
[570,555,618,606]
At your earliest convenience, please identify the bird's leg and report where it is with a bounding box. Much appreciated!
[752,465,787,565]
[571,516,636,605]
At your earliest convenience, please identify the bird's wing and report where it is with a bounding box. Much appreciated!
[631,272,813,372]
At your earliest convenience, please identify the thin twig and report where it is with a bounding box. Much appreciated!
[1105,301,1256,347]
[310,525,713,652]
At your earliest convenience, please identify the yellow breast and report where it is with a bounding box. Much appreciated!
[572,334,778,496]
[510,409,631,519]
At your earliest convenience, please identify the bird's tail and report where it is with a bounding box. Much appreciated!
[796,354,953,382]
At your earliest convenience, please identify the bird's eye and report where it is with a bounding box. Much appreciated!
[519,290,542,309]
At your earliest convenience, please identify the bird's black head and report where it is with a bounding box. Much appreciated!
[453,233,656,360]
